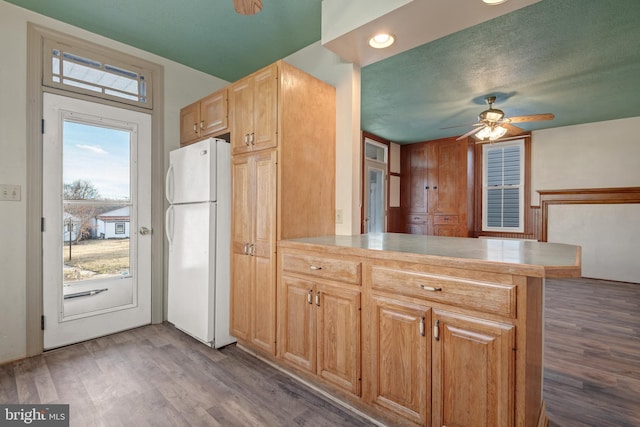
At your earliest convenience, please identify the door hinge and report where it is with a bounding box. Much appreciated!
[41,217,45,232]
[41,315,45,330]
[41,119,45,134]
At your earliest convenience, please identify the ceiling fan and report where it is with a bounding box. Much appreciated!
[233,0,263,15]
[449,96,555,142]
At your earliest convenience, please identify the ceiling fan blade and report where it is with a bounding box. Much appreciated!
[506,113,555,123]
[502,123,525,136]
[456,125,484,140]
[233,0,263,15]
[440,123,484,130]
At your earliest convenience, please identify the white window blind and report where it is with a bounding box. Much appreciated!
[482,140,524,232]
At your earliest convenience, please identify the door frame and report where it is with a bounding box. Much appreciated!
[361,132,390,233]
[25,24,165,356]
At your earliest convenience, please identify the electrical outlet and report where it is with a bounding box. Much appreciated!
[0,184,21,201]
[335,209,343,224]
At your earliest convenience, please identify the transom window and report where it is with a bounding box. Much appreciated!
[44,39,152,108]
[482,140,525,232]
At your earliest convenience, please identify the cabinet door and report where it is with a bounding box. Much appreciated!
[432,310,515,427]
[230,77,254,155]
[316,284,361,396]
[279,275,316,372]
[432,139,465,216]
[230,155,252,340]
[179,101,200,145]
[408,144,432,214]
[200,89,228,137]
[252,64,278,152]
[368,297,430,426]
[250,150,277,354]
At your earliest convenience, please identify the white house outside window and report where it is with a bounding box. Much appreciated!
[482,140,525,232]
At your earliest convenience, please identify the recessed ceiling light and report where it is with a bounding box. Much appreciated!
[369,33,395,49]
[483,0,508,5]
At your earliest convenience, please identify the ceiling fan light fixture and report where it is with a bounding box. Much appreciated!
[369,33,396,49]
[482,0,508,5]
[477,124,508,141]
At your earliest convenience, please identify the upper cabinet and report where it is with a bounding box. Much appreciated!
[229,64,277,155]
[401,137,472,237]
[179,88,228,146]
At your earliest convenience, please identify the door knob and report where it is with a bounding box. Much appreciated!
[139,226,152,235]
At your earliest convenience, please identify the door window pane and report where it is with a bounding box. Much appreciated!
[63,120,133,284]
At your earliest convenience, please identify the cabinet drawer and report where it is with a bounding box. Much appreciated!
[434,214,459,224]
[282,253,361,285]
[406,214,428,224]
[370,266,516,317]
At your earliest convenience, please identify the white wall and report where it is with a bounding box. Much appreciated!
[0,0,228,364]
[531,117,640,205]
[532,117,640,283]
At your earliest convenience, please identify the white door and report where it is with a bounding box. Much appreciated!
[42,93,152,349]
[363,139,389,233]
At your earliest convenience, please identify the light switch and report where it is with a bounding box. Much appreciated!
[0,184,21,201]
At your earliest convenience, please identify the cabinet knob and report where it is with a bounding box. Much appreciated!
[425,186,429,190]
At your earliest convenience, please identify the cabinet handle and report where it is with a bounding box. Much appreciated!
[420,285,442,292]
[309,265,322,271]
[433,186,438,190]
[315,291,321,306]
[200,120,205,130]
[307,289,313,305]
[249,244,255,257]
[425,186,429,189]
[434,319,440,341]
[193,123,198,134]
[243,242,249,255]
[250,132,255,145]
[244,134,250,146]
[419,316,425,337]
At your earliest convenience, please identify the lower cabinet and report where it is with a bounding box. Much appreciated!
[366,297,431,426]
[366,296,515,427]
[432,310,515,427]
[278,274,361,396]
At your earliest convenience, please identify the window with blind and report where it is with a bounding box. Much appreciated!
[482,140,524,232]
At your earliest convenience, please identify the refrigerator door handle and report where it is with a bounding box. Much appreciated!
[166,205,174,247]
[165,163,175,203]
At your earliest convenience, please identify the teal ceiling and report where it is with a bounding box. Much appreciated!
[5,0,640,144]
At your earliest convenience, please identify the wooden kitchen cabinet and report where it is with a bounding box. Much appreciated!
[401,137,471,237]
[229,63,277,155]
[230,60,336,356]
[366,296,430,426]
[278,251,362,396]
[432,310,514,427]
[229,150,277,354]
[180,88,228,145]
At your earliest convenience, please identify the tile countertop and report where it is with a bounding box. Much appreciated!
[279,233,582,279]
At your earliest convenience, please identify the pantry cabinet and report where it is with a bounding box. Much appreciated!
[179,88,228,145]
[401,137,471,237]
[229,63,277,155]
[229,150,277,354]
[229,60,336,356]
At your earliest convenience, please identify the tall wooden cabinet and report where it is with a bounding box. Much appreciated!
[229,61,336,356]
[401,137,471,237]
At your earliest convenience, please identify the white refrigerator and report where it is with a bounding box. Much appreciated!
[165,137,235,348]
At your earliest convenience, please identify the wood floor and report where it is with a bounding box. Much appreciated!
[544,277,640,427]
[0,277,638,426]
[0,324,372,426]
